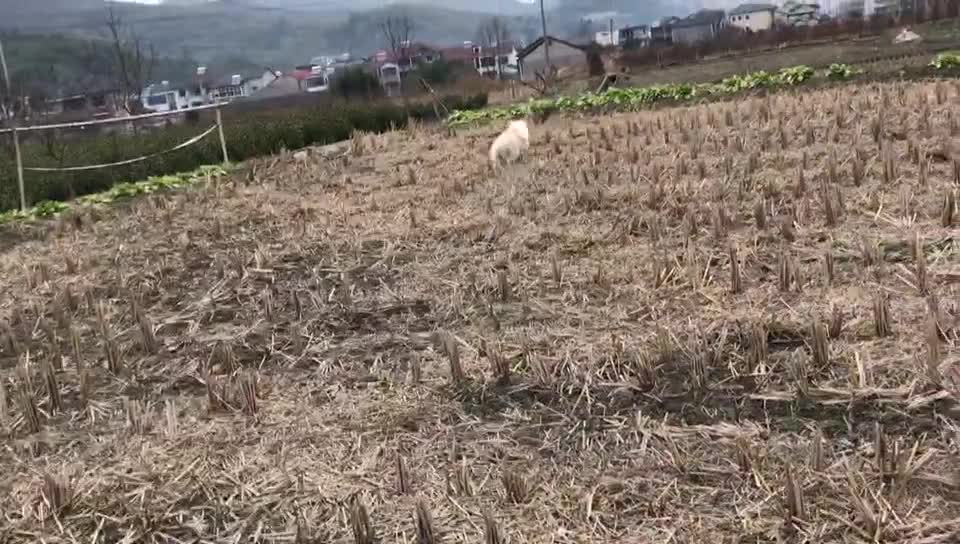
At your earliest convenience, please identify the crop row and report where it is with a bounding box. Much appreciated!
[446,54,960,127]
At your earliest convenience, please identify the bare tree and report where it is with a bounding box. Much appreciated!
[379,13,415,96]
[477,17,512,79]
[105,4,156,114]
[478,17,511,48]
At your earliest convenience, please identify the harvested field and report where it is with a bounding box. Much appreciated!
[3,80,960,543]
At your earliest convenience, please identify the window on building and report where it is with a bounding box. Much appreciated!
[147,94,167,106]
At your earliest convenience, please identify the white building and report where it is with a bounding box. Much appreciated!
[141,81,207,112]
[619,25,652,47]
[242,70,282,96]
[866,0,901,16]
[302,66,330,93]
[726,3,778,32]
[594,30,620,46]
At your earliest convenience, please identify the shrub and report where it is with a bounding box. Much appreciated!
[331,67,383,99]
[414,59,459,86]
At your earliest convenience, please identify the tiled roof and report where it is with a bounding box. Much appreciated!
[517,36,587,59]
[673,9,725,28]
[728,3,777,16]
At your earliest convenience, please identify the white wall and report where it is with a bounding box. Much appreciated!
[727,9,775,32]
[594,30,620,46]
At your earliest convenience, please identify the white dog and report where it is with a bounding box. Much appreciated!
[489,119,530,170]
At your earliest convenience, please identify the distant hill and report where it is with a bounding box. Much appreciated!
[242,0,549,16]
[0,31,199,98]
[0,1,540,66]
[0,0,695,81]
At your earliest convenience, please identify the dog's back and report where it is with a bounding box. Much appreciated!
[509,120,529,145]
[489,120,530,168]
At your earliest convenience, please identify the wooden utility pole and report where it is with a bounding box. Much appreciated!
[215,106,229,165]
[0,38,26,211]
[540,0,550,71]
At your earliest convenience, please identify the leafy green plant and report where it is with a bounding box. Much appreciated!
[31,200,69,218]
[0,165,227,225]
[930,53,960,70]
[826,63,862,80]
[778,65,815,85]
[447,65,817,127]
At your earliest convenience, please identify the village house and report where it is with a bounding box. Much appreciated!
[671,9,726,45]
[619,24,652,47]
[44,90,125,120]
[651,17,678,45]
[777,1,822,25]
[141,81,207,113]
[241,73,305,100]
[241,70,283,96]
[140,65,316,112]
[376,63,403,96]
[726,4,778,32]
[371,41,442,95]
[441,41,523,80]
[372,42,441,73]
[594,30,620,47]
[290,65,330,93]
[207,75,247,103]
[516,36,587,82]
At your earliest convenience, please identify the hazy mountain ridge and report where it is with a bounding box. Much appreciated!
[0,0,703,95]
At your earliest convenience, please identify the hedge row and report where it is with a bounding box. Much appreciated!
[0,93,487,212]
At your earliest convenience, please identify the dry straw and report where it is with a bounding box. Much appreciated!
[810,320,829,368]
[873,291,892,337]
[483,510,503,544]
[438,331,465,386]
[16,361,41,435]
[396,453,411,494]
[912,233,928,295]
[350,496,375,544]
[502,469,531,504]
[729,245,742,294]
[415,500,436,544]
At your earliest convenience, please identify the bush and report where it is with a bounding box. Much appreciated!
[331,67,383,99]
[414,59,459,86]
[0,93,488,211]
